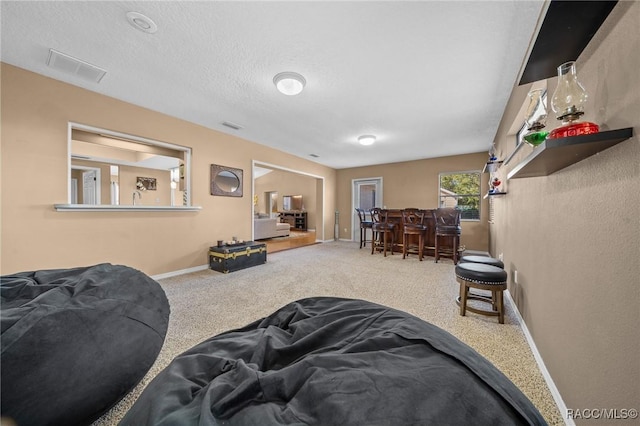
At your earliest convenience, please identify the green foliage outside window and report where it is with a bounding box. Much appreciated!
[439,172,481,220]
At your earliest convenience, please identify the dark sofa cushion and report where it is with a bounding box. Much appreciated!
[1,263,170,426]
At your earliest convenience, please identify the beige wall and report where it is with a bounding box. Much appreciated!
[336,152,490,251]
[254,168,319,230]
[0,63,336,276]
[119,166,171,206]
[491,2,639,421]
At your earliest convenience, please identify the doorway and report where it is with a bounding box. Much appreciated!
[352,178,383,241]
[252,160,325,243]
[265,191,279,218]
[71,166,101,205]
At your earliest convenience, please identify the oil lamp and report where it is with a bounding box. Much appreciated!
[548,61,599,139]
[522,88,548,146]
[490,177,501,193]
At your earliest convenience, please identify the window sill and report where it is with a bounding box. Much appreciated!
[54,204,202,212]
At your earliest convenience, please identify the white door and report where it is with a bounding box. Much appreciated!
[352,178,382,240]
[82,170,97,205]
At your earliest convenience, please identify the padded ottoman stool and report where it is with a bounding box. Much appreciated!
[455,263,508,324]
[459,255,504,269]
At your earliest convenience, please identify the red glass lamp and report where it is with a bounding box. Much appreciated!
[548,61,599,139]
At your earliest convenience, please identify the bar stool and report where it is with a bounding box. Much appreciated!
[433,208,462,264]
[371,208,395,257]
[455,263,508,324]
[459,255,504,302]
[401,208,427,261]
[459,255,504,269]
[355,208,373,249]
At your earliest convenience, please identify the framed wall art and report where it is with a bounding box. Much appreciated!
[136,177,157,191]
[210,164,243,197]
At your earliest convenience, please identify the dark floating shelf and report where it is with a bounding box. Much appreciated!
[519,1,617,85]
[482,161,503,173]
[484,192,507,199]
[507,128,633,179]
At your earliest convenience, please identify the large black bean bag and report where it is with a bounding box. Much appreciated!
[121,297,546,426]
[1,263,170,426]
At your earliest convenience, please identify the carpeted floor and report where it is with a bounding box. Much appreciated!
[94,241,564,425]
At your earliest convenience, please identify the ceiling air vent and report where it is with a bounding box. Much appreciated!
[46,49,107,83]
[222,121,242,130]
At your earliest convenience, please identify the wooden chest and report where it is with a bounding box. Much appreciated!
[208,241,267,273]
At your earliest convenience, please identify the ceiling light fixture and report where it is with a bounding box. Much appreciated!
[358,135,376,146]
[222,121,242,130]
[273,72,306,96]
[126,12,157,34]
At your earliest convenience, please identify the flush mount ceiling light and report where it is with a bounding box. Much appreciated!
[358,135,376,146]
[273,72,306,96]
[126,11,157,34]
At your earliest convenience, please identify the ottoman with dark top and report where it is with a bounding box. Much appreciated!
[460,255,504,269]
[1,263,170,426]
[455,262,508,323]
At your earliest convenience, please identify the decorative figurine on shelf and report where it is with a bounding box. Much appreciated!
[549,61,599,139]
[488,144,498,162]
[523,88,549,146]
[490,177,501,193]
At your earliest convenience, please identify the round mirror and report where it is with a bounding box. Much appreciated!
[215,171,240,193]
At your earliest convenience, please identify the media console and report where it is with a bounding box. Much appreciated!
[279,211,307,231]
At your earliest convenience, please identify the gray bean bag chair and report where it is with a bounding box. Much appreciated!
[1,263,170,426]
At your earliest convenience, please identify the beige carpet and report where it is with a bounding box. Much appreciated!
[94,241,564,425]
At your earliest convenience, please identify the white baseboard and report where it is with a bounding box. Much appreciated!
[504,290,573,426]
[151,264,208,280]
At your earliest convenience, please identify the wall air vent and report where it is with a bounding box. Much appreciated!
[46,49,107,83]
[222,121,242,130]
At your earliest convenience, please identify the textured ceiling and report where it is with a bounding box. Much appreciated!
[1,1,545,169]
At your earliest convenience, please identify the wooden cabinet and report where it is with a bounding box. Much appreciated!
[280,211,307,231]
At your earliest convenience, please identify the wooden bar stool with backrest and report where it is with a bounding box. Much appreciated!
[371,208,395,257]
[355,208,373,249]
[401,208,427,261]
[433,208,462,264]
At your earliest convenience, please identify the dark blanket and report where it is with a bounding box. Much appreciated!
[121,297,546,425]
[1,263,170,426]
